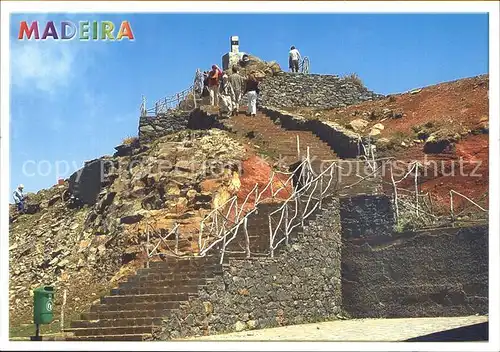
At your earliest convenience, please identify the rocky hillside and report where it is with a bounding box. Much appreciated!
[8,129,252,329]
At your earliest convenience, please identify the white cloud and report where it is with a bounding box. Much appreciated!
[10,41,78,95]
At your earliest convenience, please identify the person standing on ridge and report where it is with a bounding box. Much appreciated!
[289,46,301,73]
[12,184,26,213]
[194,68,204,94]
[245,71,259,117]
[208,65,222,106]
[228,66,245,116]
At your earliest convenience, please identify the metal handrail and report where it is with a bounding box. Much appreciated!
[141,82,198,117]
[143,220,181,268]
[299,56,310,74]
[450,190,488,221]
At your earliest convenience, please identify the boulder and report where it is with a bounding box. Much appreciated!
[349,119,369,132]
[120,214,144,224]
[234,321,246,332]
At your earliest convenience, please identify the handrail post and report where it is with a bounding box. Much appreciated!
[296,135,300,159]
[415,163,419,218]
[193,86,197,109]
[198,222,203,254]
[284,204,289,246]
[146,223,150,269]
[269,214,274,258]
[244,217,250,258]
[221,217,227,258]
[390,163,399,224]
[174,225,179,255]
[450,191,454,225]
[319,175,324,209]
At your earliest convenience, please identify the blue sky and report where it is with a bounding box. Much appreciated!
[9,13,488,195]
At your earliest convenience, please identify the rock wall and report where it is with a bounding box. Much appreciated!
[138,109,223,142]
[339,194,395,239]
[341,225,488,318]
[154,202,343,339]
[258,72,383,109]
[139,110,190,142]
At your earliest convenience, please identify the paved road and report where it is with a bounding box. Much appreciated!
[185,316,488,341]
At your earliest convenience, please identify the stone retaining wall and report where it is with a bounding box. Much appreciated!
[139,110,190,142]
[258,72,383,109]
[341,225,488,318]
[154,202,343,339]
[138,108,222,142]
[339,194,395,239]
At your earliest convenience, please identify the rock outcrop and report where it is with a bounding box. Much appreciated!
[227,54,282,79]
[9,129,248,327]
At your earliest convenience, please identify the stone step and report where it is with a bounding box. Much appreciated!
[68,325,155,337]
[119,278,207,290]
[126,271,221,283]
[91,301,183,313]
[112,285,199,296]
[148,259,220,269]
[135,264,221,275]
[70,317,163,329]
[65,334,151,341]
[81,308,179,320]
[100,293,190,305]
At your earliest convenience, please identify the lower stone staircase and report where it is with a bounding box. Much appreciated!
[63,256,222,341]
[64,199,327,341]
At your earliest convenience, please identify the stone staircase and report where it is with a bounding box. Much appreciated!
[224,110,338,166]
[64,199,329,341]
[63,107,343,341]
[64,256,222,341]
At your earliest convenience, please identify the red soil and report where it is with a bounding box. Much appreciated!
[386,134,489,211]
[237,155,293,209]
[292,74,489,211]
[299,74,488,137]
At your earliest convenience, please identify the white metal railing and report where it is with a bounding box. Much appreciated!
[299,57,310,74]
[450,190,488,222]
[197,161,303,263]
[140,85,197,117]
[143,219,181,268]
[267,156,340,257]
[197,141,347,262]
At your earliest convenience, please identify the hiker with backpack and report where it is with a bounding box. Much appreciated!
[228,66,245,116]
[219,73,236,118]
[208,65,222,106]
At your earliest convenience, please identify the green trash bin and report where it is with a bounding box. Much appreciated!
[33,286,54,325]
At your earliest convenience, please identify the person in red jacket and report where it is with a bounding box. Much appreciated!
[208,65,222,106]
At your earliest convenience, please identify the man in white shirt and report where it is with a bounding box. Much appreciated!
[13,184,26,213]
[289,46,301,73]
